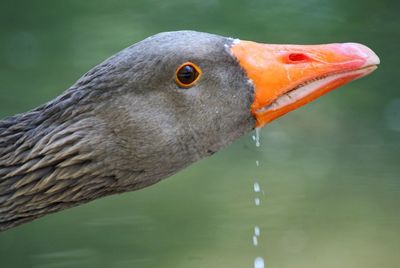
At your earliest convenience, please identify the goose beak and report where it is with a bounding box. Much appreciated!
[231,41,380,127]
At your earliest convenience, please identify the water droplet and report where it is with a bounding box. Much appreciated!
[252,235,258,246]
[253,182,261,193]
[254,257,265,268]
[251,130,265,266]
[254,226,260,236]
[255,128,261,147]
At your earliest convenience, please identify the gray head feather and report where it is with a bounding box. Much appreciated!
[0,31,255,231]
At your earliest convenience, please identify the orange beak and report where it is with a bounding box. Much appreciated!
[231,41,380,127]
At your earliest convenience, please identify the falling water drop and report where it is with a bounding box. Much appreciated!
[254,128,261,147]
[251,128,265,268]
[254,257,265,268]
[254,226,260,236]
[252,235,258,246]
[253,182,260,193]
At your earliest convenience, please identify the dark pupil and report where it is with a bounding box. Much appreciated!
[177,65,198,84]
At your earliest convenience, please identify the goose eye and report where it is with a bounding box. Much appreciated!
[175,62,202,88]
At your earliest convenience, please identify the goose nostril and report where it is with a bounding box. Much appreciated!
[287,53,309,62]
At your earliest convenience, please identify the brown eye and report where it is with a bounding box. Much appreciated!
[175,62,202,88]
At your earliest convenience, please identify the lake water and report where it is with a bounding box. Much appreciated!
[0,0,399,267]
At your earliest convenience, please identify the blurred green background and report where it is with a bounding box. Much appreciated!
[0,0,399,267]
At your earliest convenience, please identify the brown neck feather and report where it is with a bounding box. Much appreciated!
[0,90,117,231]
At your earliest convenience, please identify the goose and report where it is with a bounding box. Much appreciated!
[0,31,379,231]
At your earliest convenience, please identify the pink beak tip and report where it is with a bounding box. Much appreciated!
[340,42,380,67]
